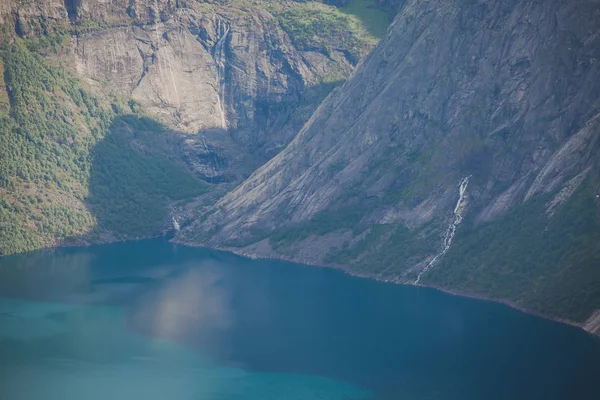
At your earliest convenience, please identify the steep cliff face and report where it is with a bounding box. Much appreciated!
[71,6,353,156]
[66,1,379,181]
[0,0,180,33]
[56,3,355,180]
[1,1,378,182]
[182,0,600,330]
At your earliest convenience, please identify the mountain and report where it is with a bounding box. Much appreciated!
[180,0,600,333]
[1,0,599,336]
[0,0,393,255]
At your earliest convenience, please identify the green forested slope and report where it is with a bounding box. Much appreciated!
[275,0,389,63]
[426,182,600,322]
[0,41,205,255]
[87,115,206,237]
[0,41,110,254]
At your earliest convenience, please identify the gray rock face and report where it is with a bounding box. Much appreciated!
[68,5,353,180]
[73,21,225,134]
[191,0,600,237]
[0,0,174,36]
[3,0,357,181]
[182,0,600,323]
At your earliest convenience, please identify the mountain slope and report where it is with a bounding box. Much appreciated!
[0,0,394,255]
[0,41,109,255]
[0,40,208,255]
[181,0,600,330]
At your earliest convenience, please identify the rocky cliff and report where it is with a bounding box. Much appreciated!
[2,0,383,180]
[181,0,600,332]
[69,7,351,180]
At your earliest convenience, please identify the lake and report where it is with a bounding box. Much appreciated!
[0,239,599,400]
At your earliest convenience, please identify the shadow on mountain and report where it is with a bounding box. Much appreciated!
[76,79,345,244]
[84,115,208,240]
[229,79,346,163]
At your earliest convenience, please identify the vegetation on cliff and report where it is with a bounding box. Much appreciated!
[0,0,395,257]
[274,1,389,63]
[0,41,205,255]
[426,182,600,322]
[87,116,206,237]
[0,41,110,255]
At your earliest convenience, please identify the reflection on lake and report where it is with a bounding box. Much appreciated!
[1,239,599,400]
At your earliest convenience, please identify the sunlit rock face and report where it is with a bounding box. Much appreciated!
[74,23,225,134]
[3,0,356,180]
[68,5,353,179]
[0,0,68,37]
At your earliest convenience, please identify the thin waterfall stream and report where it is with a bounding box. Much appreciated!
[213,18,231,129]
[415,176,471,285]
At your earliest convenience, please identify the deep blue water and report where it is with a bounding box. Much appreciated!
[0,239,599,400]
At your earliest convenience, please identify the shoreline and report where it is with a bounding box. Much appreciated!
[193,241,600,340]
[6,236,599,339]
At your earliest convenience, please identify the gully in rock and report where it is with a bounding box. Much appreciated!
[414,176,471,285]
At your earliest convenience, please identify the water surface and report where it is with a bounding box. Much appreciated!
[0,239,599,400]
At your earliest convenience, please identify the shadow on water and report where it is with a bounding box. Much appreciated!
[0,238,197,312]
[0,248,94,301]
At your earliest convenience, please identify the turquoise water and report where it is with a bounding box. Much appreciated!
[0,239,599,400]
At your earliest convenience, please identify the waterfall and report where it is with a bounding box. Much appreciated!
[213,18,230,129]
[172,216,180,232]
[414,176,471,285]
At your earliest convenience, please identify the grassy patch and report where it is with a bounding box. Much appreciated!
[269,206,366,252]
[275,1,381,64]
[339,0,393,38]
[324,223,393,264]
[325,219,441,277]
[0,59,9,116]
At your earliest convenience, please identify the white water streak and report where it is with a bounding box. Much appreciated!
[172,217,180,232]
[214,19,230,129]
[414,176,471,285]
